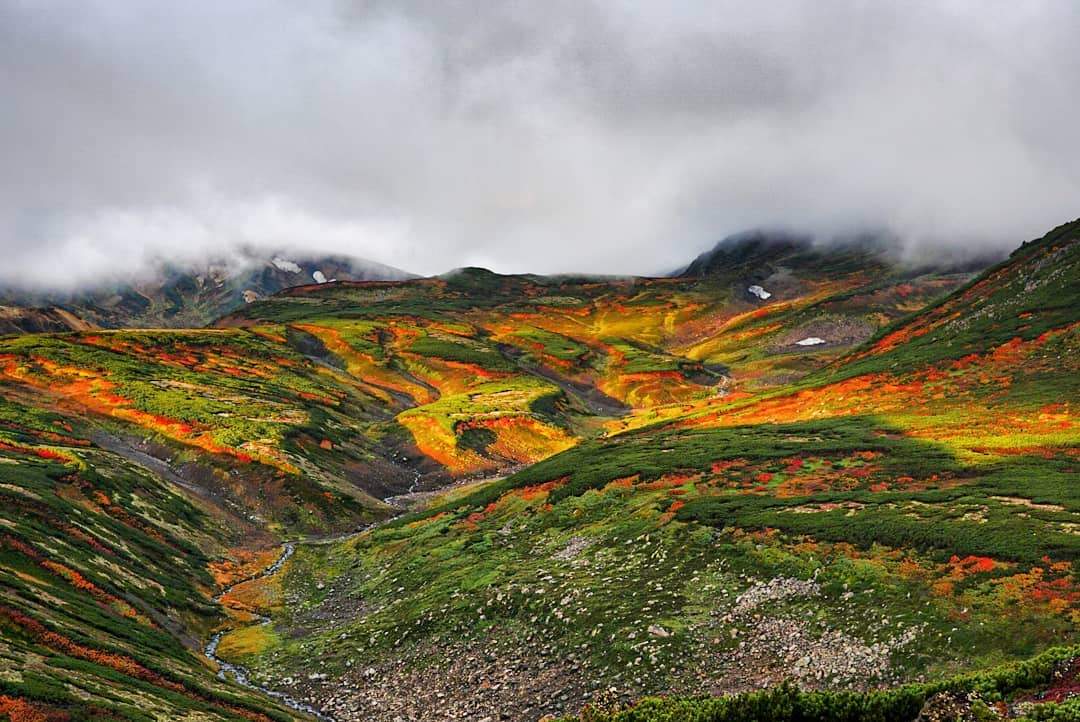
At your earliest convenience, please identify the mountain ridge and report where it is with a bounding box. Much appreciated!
[0,252,415,334]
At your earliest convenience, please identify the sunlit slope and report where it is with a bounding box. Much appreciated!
[0,396,297,720]
[0,330,394,534]
[233,224,1077,718]
[0,241,957,502]
[217,254,970,477]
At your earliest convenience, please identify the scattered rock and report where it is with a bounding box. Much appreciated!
[553,536,594,561]
[916,690,986,721]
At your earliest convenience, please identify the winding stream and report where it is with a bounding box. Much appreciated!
[89,424,429,719]
[202,469,462,720]
[203,509,411,718]
[203,542,336,720]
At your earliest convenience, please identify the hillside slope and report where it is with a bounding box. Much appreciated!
[0,304,95,335]
[229,221,1078,720]
[0,231,984,719]
[680,230,892,280]
[0,395,300,720]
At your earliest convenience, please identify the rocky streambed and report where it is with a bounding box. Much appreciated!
[204,542,336,720]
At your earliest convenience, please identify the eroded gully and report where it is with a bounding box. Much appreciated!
[203,472,427,721]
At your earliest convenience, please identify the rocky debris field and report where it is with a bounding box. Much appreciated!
[770,315,876,352]
[240,568,931,721]
[710,576,922,690]
[268,629,598,721]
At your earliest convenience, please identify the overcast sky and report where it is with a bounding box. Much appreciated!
[2,1,1079,288]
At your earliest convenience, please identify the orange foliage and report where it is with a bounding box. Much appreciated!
[0,606,274,721]
[403,413,574,476]
[218,574,281,617]
[949,555,998,574]
[870,325,930,354]
[406,511,451,529]
[209,548,282,589]
[602,475,638,491]
[512,477,570,502]
[991,336,1025,362]
[0,696,67,722]
[0,440,76,464]
[0,355,296,472]
[638,473,698,491]
[479,416,575,464]
[397,415,488,475]
[294,323,435,404]
[600,370,704,408]
[40,561,145,622]
[658,499,685,525]
[0,605,179,691]
[0,535,149,623]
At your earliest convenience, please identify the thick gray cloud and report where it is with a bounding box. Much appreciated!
[2,0,1078,288]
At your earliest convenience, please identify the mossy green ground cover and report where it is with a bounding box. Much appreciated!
[0,223,1075,718]
[230,224,1079,719]
[242,414,1076,691]
[0,397,296,720]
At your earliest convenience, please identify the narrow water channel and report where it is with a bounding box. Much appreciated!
[203,542,334,721]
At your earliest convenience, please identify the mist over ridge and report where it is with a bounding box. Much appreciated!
[2,2,1079,289]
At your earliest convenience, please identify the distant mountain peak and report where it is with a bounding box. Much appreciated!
[678,229,892,280]
[0,252,416,333]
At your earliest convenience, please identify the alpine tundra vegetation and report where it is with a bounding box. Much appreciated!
[0,220,1076,720]
[2,3,1080,718]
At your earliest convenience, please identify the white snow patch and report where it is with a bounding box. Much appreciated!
[272,257,302,273]
[795,337,827,346]
[312,270,328,284]
[748,285,772,300]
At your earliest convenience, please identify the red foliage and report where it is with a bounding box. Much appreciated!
[298,391,336,405]
[514,477,569,501]
[0,605,178,690]
[990,336,1025,362]
[0,696,71,722]
[0,535,146,623]
[783,458,805,473]
[0,607,275,722]
[0,441,73,464]
[58,524,114,557]
[1016,658,1080,704]
[949,555,997,573]
[871,324,931,354]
